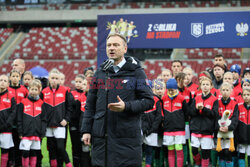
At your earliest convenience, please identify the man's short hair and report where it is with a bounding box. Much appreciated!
[172,60,183,66]
[214,54,224,59]
[83,67,94,75]
[106,33,127,45]
[213,63,225,71]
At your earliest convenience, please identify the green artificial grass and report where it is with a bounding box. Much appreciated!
[41,135,72,166]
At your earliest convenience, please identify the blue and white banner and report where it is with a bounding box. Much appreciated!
[97,11,250,66]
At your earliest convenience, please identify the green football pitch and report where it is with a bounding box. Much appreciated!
[41,135,73,167]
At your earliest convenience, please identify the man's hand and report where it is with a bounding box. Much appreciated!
[82,133,91,145]
[108,96,125,112]
[219,126,229,133]
[60,119,67,127]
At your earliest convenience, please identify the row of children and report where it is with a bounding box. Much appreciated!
[0,67,92,167]
[142,65,250,167]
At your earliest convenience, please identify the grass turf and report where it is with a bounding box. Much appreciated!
[41,134,73,167]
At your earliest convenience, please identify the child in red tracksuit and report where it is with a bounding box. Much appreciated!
[196,71,220,98]
[214,72,239,100]
[70,74,91,167]
[8,69,29,104]
[8,69,28,167]
[235,79,250,105]
[183,67,199,98]
[42,69,72,167]
[22,71,34,91]
[162,78,189,167]
[189,77,218,167]
[237,88,250,167]
[175,72,192,167]
[142,79,164,167]
[0,74,16,167]
[215,82,238,167]
[17,79,46,167]
[59,72,71,92]
[230,64,242,97]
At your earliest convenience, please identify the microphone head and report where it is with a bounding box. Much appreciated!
[103,59,114,71]
[109,59,114,64]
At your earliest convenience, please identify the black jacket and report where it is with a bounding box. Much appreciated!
[0,90,16,133]
[212,78,223,89]
[81,56,154,167]
[237,103,250,144]
[17,96,47,137]
[162,93,189,133]
[207,64,228,82]
[70,89,85,129]
[41,85,72,127]
[188,93,218,135]
[141,95,162,136]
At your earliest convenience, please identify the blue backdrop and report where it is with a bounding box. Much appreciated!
[97,11,250,66]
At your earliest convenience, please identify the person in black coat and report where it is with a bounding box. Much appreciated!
[81,33,154,167]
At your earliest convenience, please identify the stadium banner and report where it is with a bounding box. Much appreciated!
[97,11,250,66]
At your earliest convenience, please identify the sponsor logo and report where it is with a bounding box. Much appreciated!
[2,98,10,103]
[191,23,203,38]
[206,22,224,34]
[24,105,31,112]
[164,101,169,108]
[56,93,64,98]
[146,23,181,39]
[18,93,24,97]
[191,22,225,38]
[36,107,41,111]
[236,22,248,37]
[205,105,212,109]
[44,92,50,96]
[174,103,181,107]
[25,105,31,108]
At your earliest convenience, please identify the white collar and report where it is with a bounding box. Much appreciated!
[116,57,126,69]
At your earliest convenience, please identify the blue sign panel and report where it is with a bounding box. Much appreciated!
[97,11,250,66]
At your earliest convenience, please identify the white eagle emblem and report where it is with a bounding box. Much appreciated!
[236,23,248,37]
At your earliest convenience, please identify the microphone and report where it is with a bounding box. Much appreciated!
[103,59,114,71]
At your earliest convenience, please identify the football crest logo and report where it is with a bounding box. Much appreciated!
[191,23,203,38]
